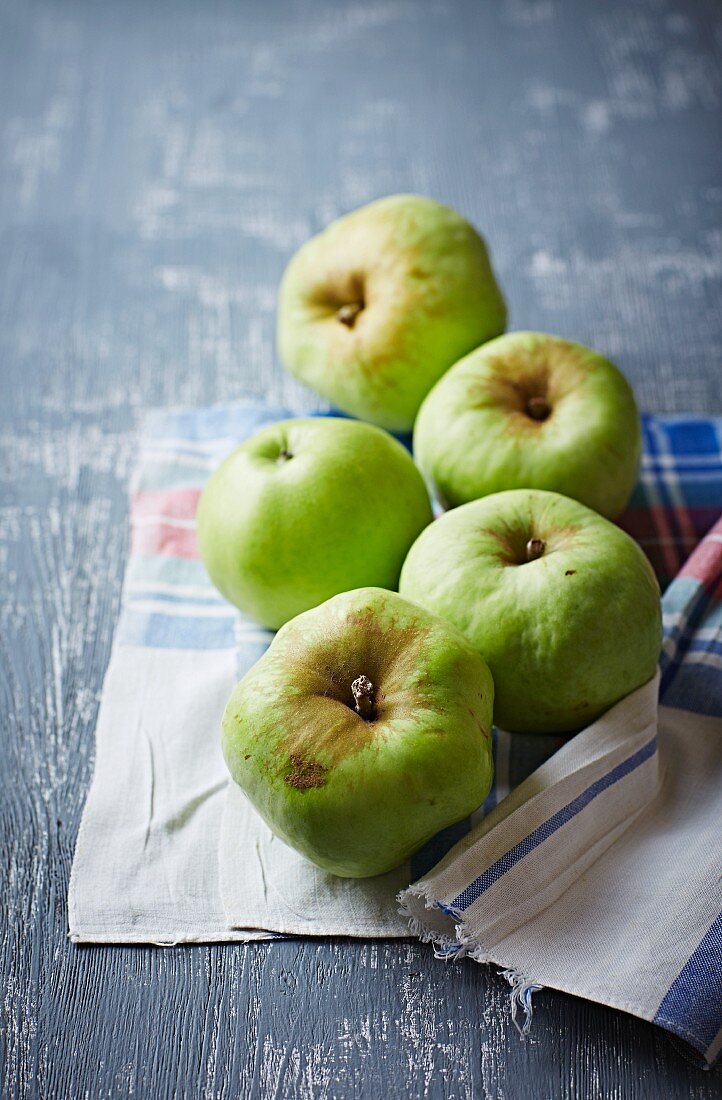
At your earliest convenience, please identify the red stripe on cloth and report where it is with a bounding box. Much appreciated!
[131,522,199,559]
[678,517,722,591]
[132,489,202,521]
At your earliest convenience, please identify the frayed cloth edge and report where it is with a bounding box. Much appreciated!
[397,882,543,1034]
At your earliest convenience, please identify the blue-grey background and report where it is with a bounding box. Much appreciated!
[1,1,721,1097]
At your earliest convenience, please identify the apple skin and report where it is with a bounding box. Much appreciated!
[277,195,507,432]
[399,489,661,734]
[414,331,641,519]
[196,417,432,630]
[222,587,494,878]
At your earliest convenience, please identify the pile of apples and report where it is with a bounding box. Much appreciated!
[198,195,662,878]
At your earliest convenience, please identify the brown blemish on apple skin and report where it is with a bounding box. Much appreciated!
[271,609,437,768]
[467,339,593,431]
[479,524,519,562]
[467,707,492,741]
[565,569,577,576]
[550,525,581,548]
[311,272,366,317]
[469,361,551,429]
[285,753,328,790]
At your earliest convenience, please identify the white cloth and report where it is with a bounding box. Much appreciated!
[69,401,722,1065]
[400,684,722,1065]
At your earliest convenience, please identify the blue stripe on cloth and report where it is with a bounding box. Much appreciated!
[659,663,722,718]
[449,737,658,912]
[660,566,722,712]
[634,416,722,510]
[148,402,411,447]
[640,415,722,445]
[117,610,237,650]
[685,637,722,657]
[655,484,720,510]
[627,480,722,509]
[661,418,722,456]
[660,579,710,681]
[662,575,705,618]
[644,419,688,548]
[126,590,224,607]
[684,601,722,632]
[653,908,722,1055]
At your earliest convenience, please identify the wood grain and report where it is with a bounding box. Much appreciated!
[1,0,721,1096]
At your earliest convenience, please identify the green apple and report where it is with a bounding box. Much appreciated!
[197,417,432,630]
[414,331,641,518]
[277,194,507,432]
[399,489,661,734]
[222,587,494,877]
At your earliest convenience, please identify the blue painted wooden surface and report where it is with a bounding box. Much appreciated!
[2,0,721,1096]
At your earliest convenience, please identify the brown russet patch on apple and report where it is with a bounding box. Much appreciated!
[479,522,539,565]
[472,350,550,418]
[285,753,328,790]
[271,607,438,769]
[565,569,577,576]
[470,371,547,427]
[483,529,520,564]
[306,269,367,321]
[273,690,379,772]
[469,338,595,431]
[345,606,427,638]
[549,525,583,551]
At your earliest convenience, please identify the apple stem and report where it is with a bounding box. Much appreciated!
[337,302,363,328]
[277,448,292,463]
[525,538,546,562]
[351,675,376,720]
[526,396,551,421]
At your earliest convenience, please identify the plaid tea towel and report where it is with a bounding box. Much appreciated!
[69,402,722,1066]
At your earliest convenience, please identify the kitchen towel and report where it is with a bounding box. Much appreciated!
[69,401,722,1065]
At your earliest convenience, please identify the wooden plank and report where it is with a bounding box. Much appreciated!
[1,0,721,1096]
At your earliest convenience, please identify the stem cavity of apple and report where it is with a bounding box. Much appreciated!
[337,301,364,328]
[526,396,551,421]
[351,675,376,720]
[525,537,546,562]
[276,448,292,463]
